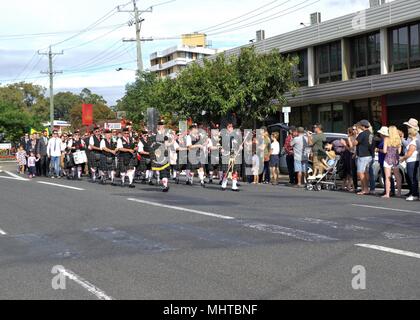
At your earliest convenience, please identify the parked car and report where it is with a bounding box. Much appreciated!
[267,124,347,174]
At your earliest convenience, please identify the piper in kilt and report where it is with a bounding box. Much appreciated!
[68,130,86,180]
[137,130,152,184]
[88,127,104,183]
[117,128,137,188]
[221,122,242,192]
[100,129,118,186]
[186,124,207,187]
[150,135,171,192]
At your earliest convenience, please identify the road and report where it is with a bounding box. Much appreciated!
[1,162,420,300]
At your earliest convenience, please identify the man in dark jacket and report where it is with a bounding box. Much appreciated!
[36,130,49,176]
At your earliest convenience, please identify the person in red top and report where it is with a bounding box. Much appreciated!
[284,126,297,185]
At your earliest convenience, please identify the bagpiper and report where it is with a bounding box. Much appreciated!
[100,129,118,186]
[149,133,171,192]
[221,122,242,192]
[117,128,137,188]
[88,127,104,183]
[68,130,86,180]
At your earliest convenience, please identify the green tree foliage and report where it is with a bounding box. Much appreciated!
[117,46,298,128]
[54,92,82,121]
[0,101,35,142]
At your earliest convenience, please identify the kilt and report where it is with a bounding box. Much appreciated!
[221,163,241,174]
[152,163,170,179]
[64,153,75,169]
[100,154,117,172]
[89,151,102,169]
[118,155,137,172]
[138,157,151,172]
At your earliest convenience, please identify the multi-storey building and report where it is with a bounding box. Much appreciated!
[206,0,420,133]
[150,33,217,79]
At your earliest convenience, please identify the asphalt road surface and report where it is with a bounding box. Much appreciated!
[1,162,420,300]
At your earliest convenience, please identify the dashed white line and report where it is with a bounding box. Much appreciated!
[0,228,7,236]
[355,244,420,259]
[37,181,85,191]
[0,176,30,181]
[55,266,113,300]
[352,204,420,215]
[127,198,235,220]
[243,222,339,242]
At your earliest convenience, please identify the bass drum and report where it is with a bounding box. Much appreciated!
[73,150,87,165]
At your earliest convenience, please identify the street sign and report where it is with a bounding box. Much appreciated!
[284,113,290,125]
[282,107,291,114]
[105,123,122,130]
[0,143,12,150]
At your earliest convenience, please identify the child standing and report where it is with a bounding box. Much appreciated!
[27,151,39,179]
[16,145,27,174]
[252,152,260,184]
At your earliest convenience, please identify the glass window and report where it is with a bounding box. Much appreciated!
[351,32,380,79]
[316,41,342,84]
[318,104,333,132]
[390,22,420,71]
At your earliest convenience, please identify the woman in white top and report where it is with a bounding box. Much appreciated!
[269,132,281,185]
[400,127,419,201]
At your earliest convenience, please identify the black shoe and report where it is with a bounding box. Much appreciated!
[208,179,213,185]
[219,180,223,186]
[175,178,180,185]
[232,189,240,192]
[162,186,170,193]
[129,184,135,189]
[186,180,191,186]
[201,181,206,188]
[111,182,117,187]
[221,187,227,191]
[148,180,154,186]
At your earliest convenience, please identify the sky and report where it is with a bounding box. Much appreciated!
[0,0,381,106]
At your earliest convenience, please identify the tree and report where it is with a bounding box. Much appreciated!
[54,92,82,121]
[0,101,36,143]
[234,47,298,128]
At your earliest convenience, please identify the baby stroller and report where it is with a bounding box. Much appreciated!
[306,156,341,191]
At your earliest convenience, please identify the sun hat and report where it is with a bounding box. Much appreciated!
[403,118,419,131]
[377,126,389,137]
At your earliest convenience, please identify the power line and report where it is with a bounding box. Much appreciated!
[66,39,124,69]
[0,23,130,41]
[196,0,281,33]
[207,0,320,36]
[200,0,293,34]
[60,23,128,52]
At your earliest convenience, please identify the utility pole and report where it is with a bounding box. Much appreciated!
[118,0,152,73]
[39,46,63,133]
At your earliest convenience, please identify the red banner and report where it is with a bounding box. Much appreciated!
[82,104,93,126]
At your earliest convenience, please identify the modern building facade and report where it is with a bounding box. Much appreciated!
[206,0,420,133]
[150,33,217,79]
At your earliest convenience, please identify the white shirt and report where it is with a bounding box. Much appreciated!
[271,141,280,156]
[406,140,419,163]
[137,141,145,153]
[47,137,62,157]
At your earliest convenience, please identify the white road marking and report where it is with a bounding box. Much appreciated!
[127,198,235,220]
[296,217,372,232]
[37,181,85,191]
[56,266,113,300]
[4,171,29,181]
[0,176,29,181]
[352,204,420,215]
[0,228,7,236]
[243,222,339,242]
[355,244,420,259]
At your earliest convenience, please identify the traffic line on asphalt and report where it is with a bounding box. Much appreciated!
[355,244,420,259]
[37,181,85,191]
[55,266,114,300]
[127,198,235,220]
[0,228,7,236]
[242,222,339,242]
[352,204,420,215]
[3,171,29,181]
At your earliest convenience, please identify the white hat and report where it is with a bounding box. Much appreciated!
[404,118,419,131]
[377,126,389,137]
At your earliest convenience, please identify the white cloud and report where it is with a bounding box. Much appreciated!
[0,0,393,103]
